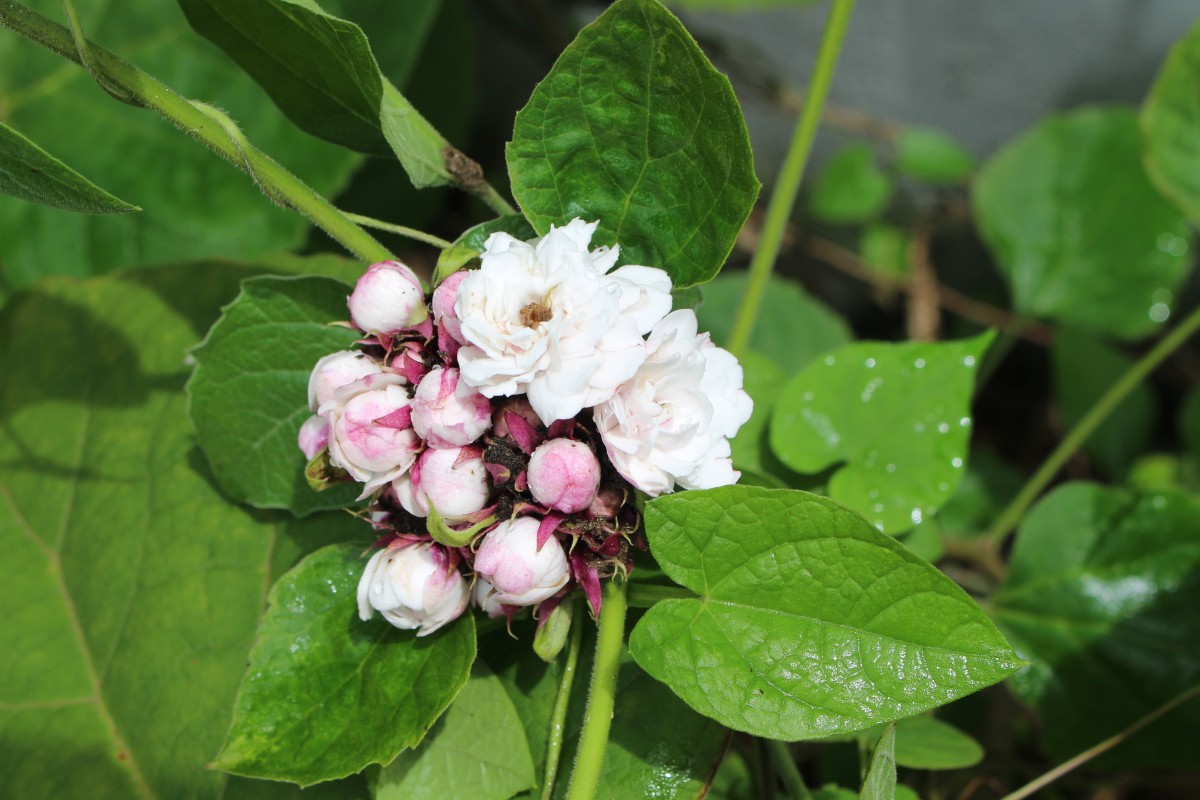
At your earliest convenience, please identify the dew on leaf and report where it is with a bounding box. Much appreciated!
[951,457,964,468]
[885,463,897,473]
[911,509,923,524]
[914,358,926,369]
[865,358,877,368]
[937,422,950,433]
[962,355,976,367]
[959,416,971,427]
[802,391,814,402]
[860,377,884,402]
[824,355,837,366]
[1149,303,1170,323]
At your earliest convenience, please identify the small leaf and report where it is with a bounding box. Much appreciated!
[859,223,910,281]
[434,215,537,281]
[974,106,1192,340]
[187,275,362,516]
[809,143,893,224]
[994,482,1200,767]
[895,127,974,184]
[0,123,138,214]
[507,0,759,288]
[215,544,476,785]
[629,486,1023,741]
[770,334,993,534]
[859,724,896,800]
[893,716,982,770]
[1141,20,1200,224]
[374,662,535,800]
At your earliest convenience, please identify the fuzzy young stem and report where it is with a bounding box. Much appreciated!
[565,579,628,800]
[475,181,518,218]
[343,212,454,250]
[541,600,584,800]
[727,0,856,358]
[984,303,1200,543]
[767,739,812,800]
[0,1,394,265]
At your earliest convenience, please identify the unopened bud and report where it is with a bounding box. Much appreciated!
[527,439,600,513]
[474,517,570,606]
[412,367,492,448]
[472,578,511,618]
[431,270,468,345]
[308,350,383,411]
[297,414,330,459]
[356,542,468,636]
[393,446,490,518]
[348,260,428,334]
[321,373,421,495]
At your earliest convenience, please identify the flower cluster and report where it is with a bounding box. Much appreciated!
[300,219,751,638]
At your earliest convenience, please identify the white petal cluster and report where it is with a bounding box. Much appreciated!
[356,542,469,636]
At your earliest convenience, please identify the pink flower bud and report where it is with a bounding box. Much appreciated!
[392,446,490,518]
[472,578,514,618]
[321,373,421,496]
[432,270,468,345]
[297,414,330,459]
[412,367,492,449]
[356,541,468,636]
[474,517,570,606]
[308,350,383,411]
[527,439,600,513]
[348,260,428,334]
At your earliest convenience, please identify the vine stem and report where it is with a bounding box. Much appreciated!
[766,739,812,800]
[540,601,584,800]
[999,683,1200,800]
[565,579,628,800]
[1,1,395,264]
[727,0,856,358]
[343,212,453,250]
[984,302,1200,542]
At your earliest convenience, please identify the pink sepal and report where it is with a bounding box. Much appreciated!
[537,511,565,550]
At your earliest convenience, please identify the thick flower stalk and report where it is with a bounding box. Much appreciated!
[299,219,751,636]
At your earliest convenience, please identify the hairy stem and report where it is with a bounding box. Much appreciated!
[343,212,453,250]
[565,580,628,800]
[984,302,1200,542]
[767,739,812,800]
[727,0,856,357]
[1,1,394,264]
[541,601,584,800]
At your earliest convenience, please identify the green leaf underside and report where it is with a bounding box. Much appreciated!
[1141,20,1200,224]
[858,724,896,800]
[374,662,535,800]
[187,275,362,516]
[993,482,1200,767]
[0,1,361,286]
[215,544,475,785]
[770,333,993,534]
[178,0,450,187]
[630,487,1023,741]
[895,128,974,184]
[0,262,366,799]
[892,716,982,770]
[0,122,138,213]
[974,106,1192,340]
[506,0,759,288]
[434,214,537,279]
[809,143,892,224]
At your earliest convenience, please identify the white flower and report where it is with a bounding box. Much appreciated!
[357,542,469,636]
[594,310,753,496]
[392,446,490,519]
[454,219,672,425]
[474,517,570,606]
[307,350,383,411]
[320,373,421,497]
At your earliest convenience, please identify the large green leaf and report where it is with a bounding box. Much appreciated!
[0,1,363,287]
[858,724,896,800]
[374,662,535,800]
[188,275,362,516]
[1142,20,1200,224]
[506,0,759,288]
[974,106,1192,340]
[0,263,365,799]
[769,334,993,534]
[629,487,1023,741]
[993,482,1200,766]
[0,122,137,214]
[809,143,892,224]
[697,273,851,375]
[215,544,475,785]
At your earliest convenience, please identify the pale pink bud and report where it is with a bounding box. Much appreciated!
[321,373,421,496]
[348,260,428,334]
[308,350,383,411]
[474,517,570,606]
[528,439,600,513]
[412,367,492,449]
[356,542,468,636]
[432,270,468,345]
[297,414,330,459]
[472,578,513,618]
[392,446,490,518]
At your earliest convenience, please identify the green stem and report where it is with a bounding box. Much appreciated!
[984,303,1200,542]
[475,181,518,218]
[625,583,694,608]
[343,212,453,250]
[541,601,584,800]
[0,1,394,265]
[727,0,856,358]
[565,579,628,800]
[766,739,812,800]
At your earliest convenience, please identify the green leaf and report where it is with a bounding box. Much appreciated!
[769,334,993,534]
[506,0,759,288]
[188,275,362,516]
[697,273,852,375]
[0,122,138,214]
[729,351,789,480]
[1052,329,1156,478]
[933,449,1022,539]
[859,223,910,281]
[974,106,1192,340]
[0,262,365,799]
[374,662,535,800]
[993,482,1200,767]
[0,1,362,287]
[895,127,974,184]
[179,0,452,188]
[1142,20,1200,224]
[892,716,982,770]
[215,544,475,785]
[629,486,1023,741]
[809,143,893,224]
[434,214,537,281]
[859,724,895,800]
